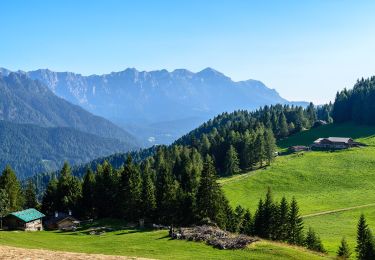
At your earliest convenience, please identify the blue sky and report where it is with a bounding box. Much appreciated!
[1,0,375,104]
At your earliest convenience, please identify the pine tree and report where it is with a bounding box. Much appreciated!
[41,178,58,215]
[57,162,82,213]
[81,169,96,218]
[224,145,240,176]
[24,180,39,209]
[278,112,289,137]
[356,214,375,260]
[305,227,326,252]
[263,129,276,165]
[276,196,289,241]
[0,165,24,211]
[253,199,264,237]
[119,156,142,221]
[262,187,276,239]
[0,188,9,229]
[287,197,304,245]
[254,132,265,167]
[240,209,253,235]
[196,155,225,226]
[233,205,245,232]
[141,160,157,221]
[337,237,351,259]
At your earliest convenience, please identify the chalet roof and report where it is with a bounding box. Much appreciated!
[314,137,353,144]
[8,208,45,223]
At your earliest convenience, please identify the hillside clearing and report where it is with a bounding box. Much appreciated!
[221,123,375,257]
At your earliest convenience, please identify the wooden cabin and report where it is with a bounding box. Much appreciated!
[312,137,358,149]
[45,212,80,231]
[4,208,45,231]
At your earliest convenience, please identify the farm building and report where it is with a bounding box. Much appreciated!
[45,212,80,231]
[4,208,45,231]
[288,146,310,153]
[311,137,360,149]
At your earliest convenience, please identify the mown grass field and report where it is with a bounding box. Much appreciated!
[0,226,330,260]
[221,123,375,257]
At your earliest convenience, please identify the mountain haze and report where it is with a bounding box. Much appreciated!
[17,67,304,144]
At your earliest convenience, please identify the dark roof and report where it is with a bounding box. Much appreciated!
[8,208,45,223]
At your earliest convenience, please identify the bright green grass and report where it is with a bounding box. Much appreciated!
[304,207,375,258]
[0,228,330,260]
[221,123,375,257]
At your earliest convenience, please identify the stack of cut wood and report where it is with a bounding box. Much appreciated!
[171,225,259,249]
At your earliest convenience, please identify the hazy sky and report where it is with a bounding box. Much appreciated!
[1,0,375,104]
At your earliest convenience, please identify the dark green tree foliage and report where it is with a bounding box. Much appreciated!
[275,196,289,241]
[0,165,24,212]
[0,188,9,217]
[141,159,157,220]
[233,205,245,233]
[224,145,240,176]
[81,169,96,218]
[95,162,117,218]
[278,112,289,137]
[356,214,375,260]
[306,102,317,127]
[305,227,326,253]
[240,209,253,235]
[24,180,39,209]
[287,197,304,245]
[41,178,58,215]
[263,129,276,165]
[57,162,82,213]
[337,237,351,259]
[196,155,227,227]
[332,77,375,124]
[119,156,142,221]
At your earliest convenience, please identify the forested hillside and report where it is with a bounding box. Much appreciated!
[332,76,375,124]
[0,120,137,179]
[0,72,137,144]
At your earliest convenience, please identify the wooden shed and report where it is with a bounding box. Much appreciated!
[45,212,80,231]
[4,208,45,231]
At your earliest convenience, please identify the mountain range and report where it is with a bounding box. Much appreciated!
[0,72,138,178]
[0,67,307,145]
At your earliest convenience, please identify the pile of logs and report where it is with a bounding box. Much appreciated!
[170,225,259,249]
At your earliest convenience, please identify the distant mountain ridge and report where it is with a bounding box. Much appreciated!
[0,72,137,144]
[0,120,136,179]
[1,67,308,144]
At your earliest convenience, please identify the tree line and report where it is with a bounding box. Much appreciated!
[332,76,375,124]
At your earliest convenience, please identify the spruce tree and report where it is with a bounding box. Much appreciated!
[234,205,245,232]
[0,165,24,211]
[276,196,289,241]
[278,112,289,137]
[240,209,253,236]
[41,178,58,215]
[224,145,240,176]
[141,160,157,221]
[0,188,9,229]
[262,187,276,239]
[253,199,264,237]
[119,156,142,221]
[356,214,375,260]
[305,227,326,252]
[263,129,276,165]
[196,155,225,226]
[24,180,39,209]
[337,237,351,259]
[287,197,304,245]
[57,162,82,213]
[81,169,96,218]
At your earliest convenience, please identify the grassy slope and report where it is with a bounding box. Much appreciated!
[221,123,375,256]
[0,228,329,260]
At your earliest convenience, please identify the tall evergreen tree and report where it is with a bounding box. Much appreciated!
[224,145,240,176]
[356,214,375,260]
[141,160,157,221]
[81,169,96,218]
[305,227,326,252]
[276,196,289,241]
[24,180,39,209]
[196,155,226,226]
[0,188,9,229]
[263,129,276,165]
[57,162,82,212]
[119,156,143,221]
[278,112,289,137]
[287,197,304,245]
[41,178,58,215]
[337,237,351,259]
[0,165,24,211]
[240,209,253,235]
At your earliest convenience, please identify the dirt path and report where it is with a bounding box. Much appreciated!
[0,245,152,260]
[302,203,375,218]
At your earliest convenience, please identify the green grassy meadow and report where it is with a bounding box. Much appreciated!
[221,123,375,257]
[0,227,330,260]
